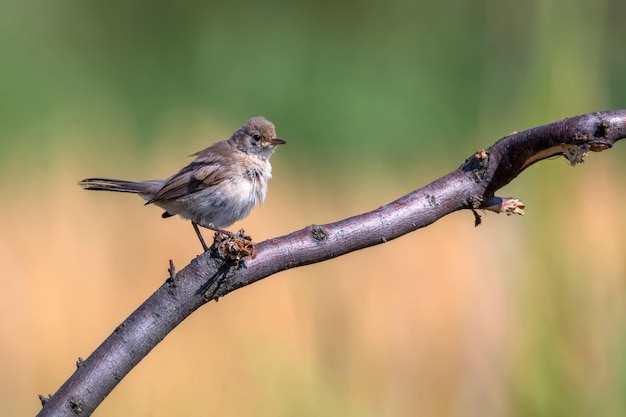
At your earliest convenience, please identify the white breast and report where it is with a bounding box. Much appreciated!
[176,158,273,228]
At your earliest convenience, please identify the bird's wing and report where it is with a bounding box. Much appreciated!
[145,157,230,204]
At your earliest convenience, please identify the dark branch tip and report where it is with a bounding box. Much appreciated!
[166,259,178,285]
[76,357,85,368]
[39,394,52,406]
[472,209,482,227]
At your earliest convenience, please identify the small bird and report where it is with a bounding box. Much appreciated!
[79,116,286,251]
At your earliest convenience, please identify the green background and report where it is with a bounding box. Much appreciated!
[4,0,624,168]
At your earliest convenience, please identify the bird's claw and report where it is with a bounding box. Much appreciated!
[214,229,255,260]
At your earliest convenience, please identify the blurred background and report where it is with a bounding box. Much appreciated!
[2,0,626,415]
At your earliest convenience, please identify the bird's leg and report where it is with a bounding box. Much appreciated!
[201,224,243,240]
[193,222,252,249]
[192,222,210,252]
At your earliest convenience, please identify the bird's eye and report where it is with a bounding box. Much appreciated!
[252,134,261,142]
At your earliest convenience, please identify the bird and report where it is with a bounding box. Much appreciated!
[78,116,286,251]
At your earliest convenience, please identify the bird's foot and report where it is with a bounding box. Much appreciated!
[213,229,255,261]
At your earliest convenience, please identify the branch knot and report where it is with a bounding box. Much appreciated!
[309,225,329,242]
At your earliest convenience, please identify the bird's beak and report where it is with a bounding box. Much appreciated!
[271,138,286,145]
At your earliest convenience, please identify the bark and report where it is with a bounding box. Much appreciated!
[37,110,626,416]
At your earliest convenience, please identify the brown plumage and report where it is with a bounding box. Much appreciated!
[79,116,286,251]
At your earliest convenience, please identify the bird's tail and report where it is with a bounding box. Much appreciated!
[78,178,147,193]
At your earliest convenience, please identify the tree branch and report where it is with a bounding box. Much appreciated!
[37,110,626,416]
